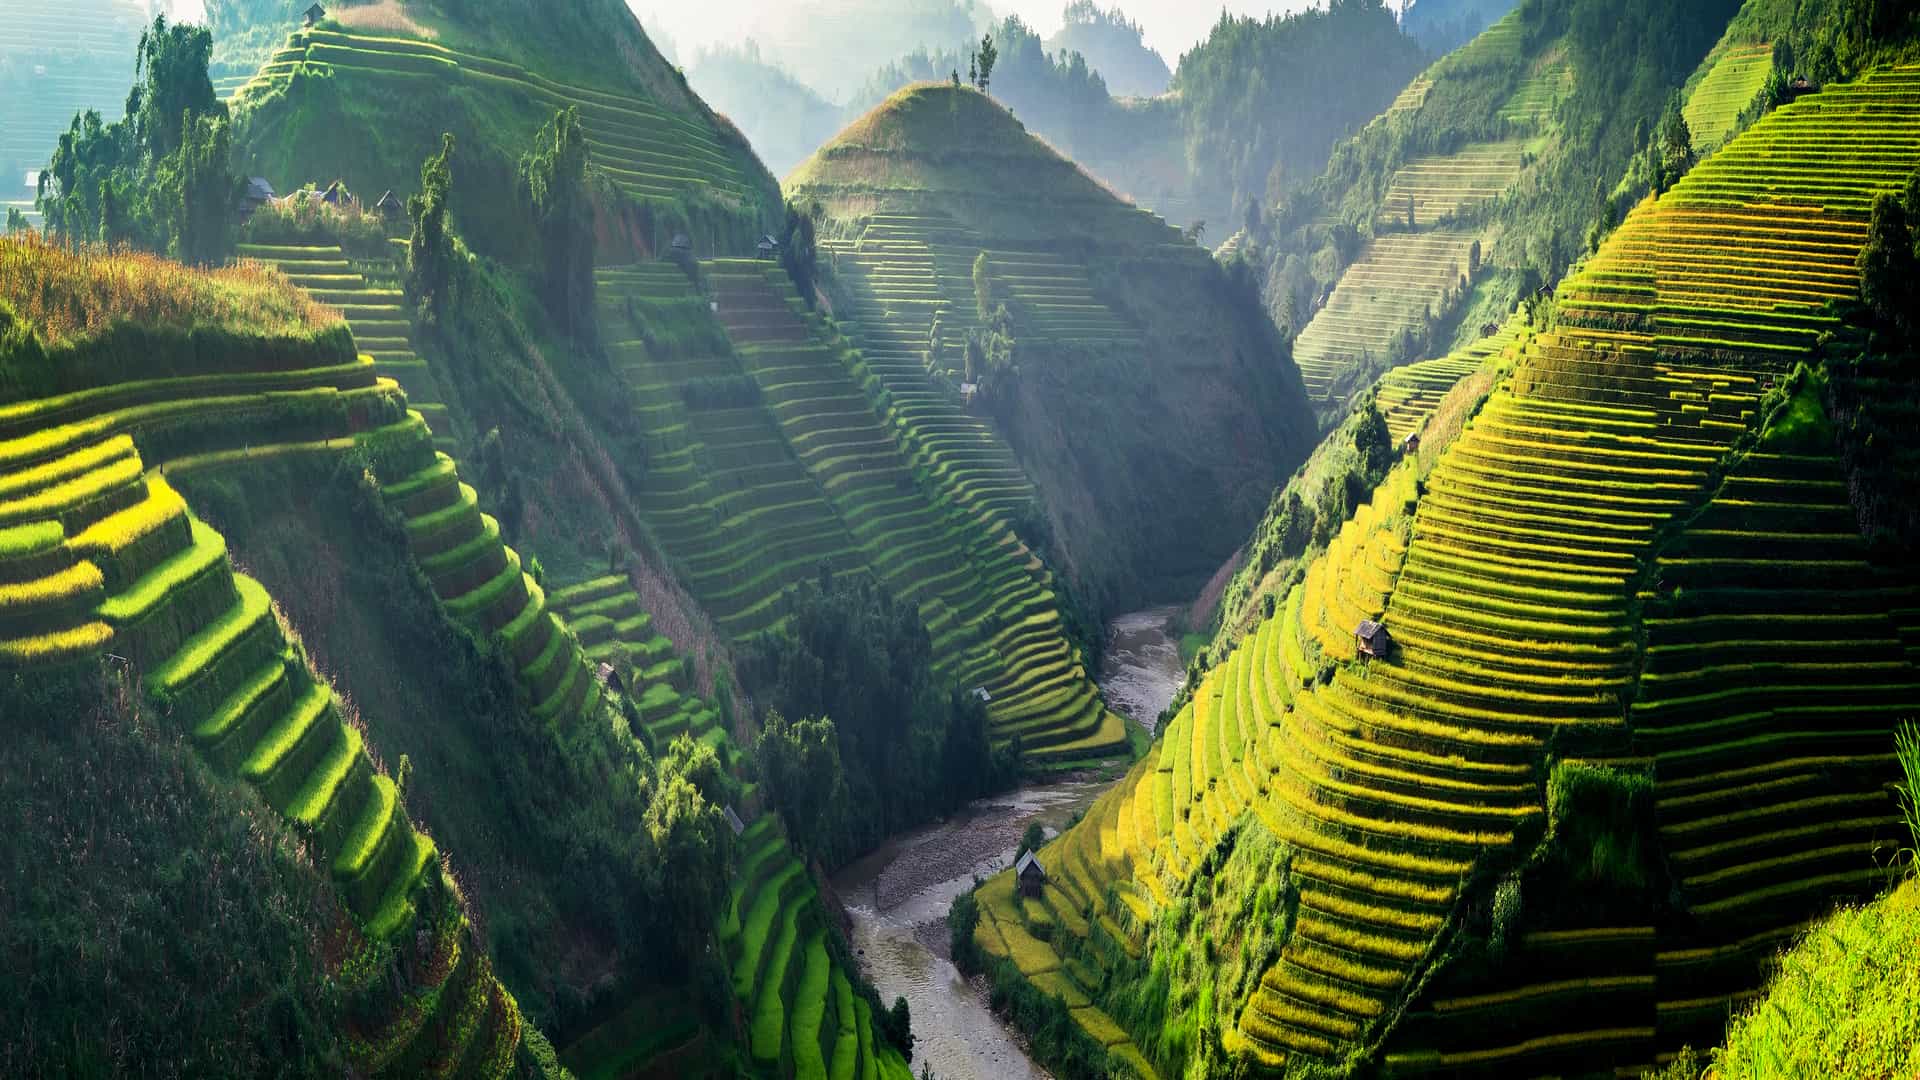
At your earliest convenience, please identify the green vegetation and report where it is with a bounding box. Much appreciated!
[36,15,238,265]
[1654,879,1920,1079]
[743,574,1009,867]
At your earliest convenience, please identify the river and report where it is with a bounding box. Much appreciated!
[832,607,1186,1080]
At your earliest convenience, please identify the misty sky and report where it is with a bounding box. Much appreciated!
[629,1,1315,71]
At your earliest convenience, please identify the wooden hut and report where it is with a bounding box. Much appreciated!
[1356,619,1393,659]
[303,4,327,28]
[1015,851,1047,898]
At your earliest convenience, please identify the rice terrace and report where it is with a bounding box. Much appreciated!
[2,0,1919,1077]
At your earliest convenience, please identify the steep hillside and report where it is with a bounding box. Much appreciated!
[1261,0,1743,424]
[0,236,558,1076]
[791,83,1317,612]
[966,55,1920,1078]
[227,3,780,265]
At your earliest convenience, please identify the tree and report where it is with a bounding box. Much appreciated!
[972,250,993,320]
[158,109,235,265]
[1018,822,1045,860]
[519,107,594,337]
[755,711,850,859]
[34,15,231,260]
[643,770,732,969]
[5,208,29,235]
[1352,400,1393,484]
[976,33,998,92]
[780,200,819,307]
[1858,192,1917,337]
[406,133,458,326]
[886,995,915,1056]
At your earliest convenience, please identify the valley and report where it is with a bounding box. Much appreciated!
[3,1,1919,1078]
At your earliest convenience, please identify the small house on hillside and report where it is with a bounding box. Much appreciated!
[1401,432,1421,457]
[1786,76,1819,102]
[303,3,326,27]
[240,177,275,218]
[594,662,625,695]
[670,233,692,252]
[1356,619,1393,659]
[722,805,746,838]
[1015,851,1047,898]
[375,189,403,221]
[320,180,352,208]
[756,234,780,259]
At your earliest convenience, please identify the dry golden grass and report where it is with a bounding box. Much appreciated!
[330,0,438,38]
[0,234,339,348]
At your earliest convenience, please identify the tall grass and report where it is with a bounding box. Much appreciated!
[1897,721,1920,873]
[0,233,337,347]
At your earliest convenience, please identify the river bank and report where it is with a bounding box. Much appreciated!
[832,607,1186,1079]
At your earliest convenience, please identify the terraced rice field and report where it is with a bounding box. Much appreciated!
[1497,55,1574,127]
[597,262,863,640]
[817,214,1036,530]
[976,60,1920,1074]
[0,357,522,1072]
[1376,142,1525,228]
[824,211,1139,360]
[1635,448,1914,1052]
[1291,229,1480,405]
[234,29,755,204]
[1684,43,1774,150]
[547,574,729,754]
[236,242,458,453]
[721,815,914,1080]
[377,423,609,730]
[703,260,1129,764]
[1384,77,1433,120]
[0,0,145,206]
[1374,320,1520,443]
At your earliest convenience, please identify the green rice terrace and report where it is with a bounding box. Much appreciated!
[970,54,1920,1079]
[598,253,1127,763]
[0,312,534,1073]
[1290,229,1485,405]
[230,27,761,208]
[720,814,914,1080]
[238,240,459,452]
[1683,41,1777,151]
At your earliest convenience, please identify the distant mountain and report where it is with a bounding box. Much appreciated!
[686,42,843,178]
[1398,0,1519,53]
[1045,1,1171,98]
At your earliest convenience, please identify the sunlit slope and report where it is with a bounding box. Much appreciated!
[0,351,533,1074]
[979,61,1920,1075]
[1685,42,1775,151]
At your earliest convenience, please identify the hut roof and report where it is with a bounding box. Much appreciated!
[1016,851,1045,878]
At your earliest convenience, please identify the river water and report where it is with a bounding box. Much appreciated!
[832,607,1186,1079]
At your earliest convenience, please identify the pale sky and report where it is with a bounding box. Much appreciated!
[630,1,1316,71]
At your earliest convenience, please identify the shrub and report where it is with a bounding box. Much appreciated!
[1545,759,1656,894]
